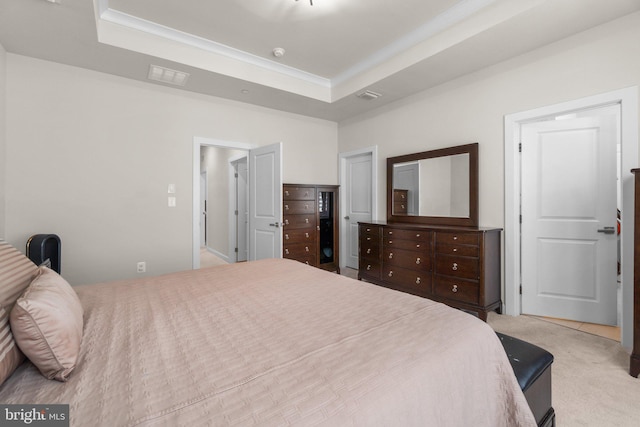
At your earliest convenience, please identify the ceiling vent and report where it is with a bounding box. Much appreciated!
[148,65,190,86]
[356,90,382,101]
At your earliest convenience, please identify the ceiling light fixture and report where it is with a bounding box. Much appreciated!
[147,65,190,86]
[356,90,382,101]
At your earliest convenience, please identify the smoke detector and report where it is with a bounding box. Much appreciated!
[272,48,286,58]
[356,90,382,101]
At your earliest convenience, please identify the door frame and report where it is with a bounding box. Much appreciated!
[504,87,638,349]
[192,137,255,269]
[338,146,378,270]
[229,155,248,263]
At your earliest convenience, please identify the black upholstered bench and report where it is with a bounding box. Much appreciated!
[496,333,555,427]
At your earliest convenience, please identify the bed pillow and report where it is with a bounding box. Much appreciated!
[10,266,84,382]
[0,241,38,386]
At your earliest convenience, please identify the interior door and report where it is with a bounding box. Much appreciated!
[344,153,373,269]
[248,143,282,261]
[200,172,207,247]
[236,158,248,262]
[521,113,618,325]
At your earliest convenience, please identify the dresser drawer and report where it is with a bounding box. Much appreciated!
[393,201,408,213]
[359,224,381,239]
[433,275,479,305]
[283,215,316,229]
[283,186,316,200]
[284,229,315,244]
[286,253,316,266]
[283,200,316,215]
[384,236,429,251]
[382,265,431,293]
[383,247,430,271]
[360,241,380,258]
[284,242,316,258]
[384,228,428,241]
[435,231,479,246]
[360,259,381,277]
[435,243,479,257]
[435,255,479,280]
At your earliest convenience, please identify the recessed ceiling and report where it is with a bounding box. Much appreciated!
[1,0,639,121]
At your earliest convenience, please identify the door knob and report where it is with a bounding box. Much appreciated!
[269,222,281,228]
[344,216,350,220]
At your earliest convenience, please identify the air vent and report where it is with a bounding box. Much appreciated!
[356,90,382,101]
[148,65,190,86]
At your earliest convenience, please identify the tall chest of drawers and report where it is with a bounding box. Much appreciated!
[358,221,501,321]
[283,184,339,273]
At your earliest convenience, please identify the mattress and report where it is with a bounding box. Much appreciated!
[0,258,535,426]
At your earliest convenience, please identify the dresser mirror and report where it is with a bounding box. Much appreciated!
[387,143,478,226]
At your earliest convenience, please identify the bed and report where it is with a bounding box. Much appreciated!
[0,241,535,426]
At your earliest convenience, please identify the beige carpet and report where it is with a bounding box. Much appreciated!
[199,247,228,268]
[488,312,640,427]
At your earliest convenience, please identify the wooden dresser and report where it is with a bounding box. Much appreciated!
[359,221,501,321]
[283,184,339,273]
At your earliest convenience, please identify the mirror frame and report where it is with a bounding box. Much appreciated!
[387,143,478,227]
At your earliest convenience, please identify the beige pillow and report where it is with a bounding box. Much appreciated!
[10,266,84,381]
[0,241,38,385]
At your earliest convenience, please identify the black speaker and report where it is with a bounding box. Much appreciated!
[26,234,61,274]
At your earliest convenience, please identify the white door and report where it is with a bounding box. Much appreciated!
[200,172,207,247]
[344,153,373,269]
[236,158,248,262]
[249,143,282,261]
[521,113,618,325]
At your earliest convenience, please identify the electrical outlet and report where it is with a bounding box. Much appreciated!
[137,261,146,273]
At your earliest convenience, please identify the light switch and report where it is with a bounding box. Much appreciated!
[167,184,176,194]
[168,197,176,207]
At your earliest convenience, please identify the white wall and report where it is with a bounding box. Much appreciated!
[0,41,6,239]
[338,11,640,227]
[5,54,338,285]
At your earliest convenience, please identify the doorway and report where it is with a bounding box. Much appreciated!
[338,147,378,270]
[520,106,618,325]
[504,87,638,349]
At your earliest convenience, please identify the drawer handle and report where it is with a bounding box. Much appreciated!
[389,252,394,259]
[416,234,420,238]
[453,236,458,240]
[416,277,421,285]
[285,234,289,240]
[285,219,289,225]
[304,192,309,197]
[285,204,289,210]
[305,232,309,238]
[304,204,309,210]
[388,240,393,244]
[401,204,405,209]
[305,261,309,265]
[388,271,393,277]
[389,231,393,235]
[452,262,458,271]
[416,257,421,265]
[305,218,309,223]
[401,194,405,199]
[366,248,371,254]
[366,228,371,232]
[367,264,372,271]
[285,190,289,196]
[452,284,458,293]
[305,246,309,252]
[285,249,289,255]
[416,244,420,248]
[367,237,372,241]
[453,248,458,252]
